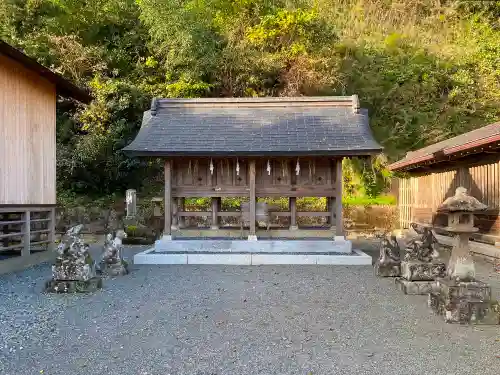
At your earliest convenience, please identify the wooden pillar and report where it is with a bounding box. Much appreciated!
[335,158,344,237]
[48,208,56,252]
[211,197,219,230]
[289,197,297,230]
[22,210,30,257]
[171,198,178,230]
[164,159,172,237]
[328,197,335,228]
[249,160,257,240]
[178,197,185,228]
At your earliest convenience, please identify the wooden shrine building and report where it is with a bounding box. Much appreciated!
[124,96,382,244]
[0,41,91,261]
[389,122,500,245]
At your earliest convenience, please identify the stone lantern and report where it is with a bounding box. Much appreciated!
[429,187,499,324]
[439,186,487,280]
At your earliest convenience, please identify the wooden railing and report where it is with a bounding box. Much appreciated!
[0,207,55,258]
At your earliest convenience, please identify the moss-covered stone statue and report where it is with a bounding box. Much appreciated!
[99,229,129,276]
[374,232,401,277]
[45,224,102,293]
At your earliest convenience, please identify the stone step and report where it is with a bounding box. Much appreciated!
[134,249,372,265]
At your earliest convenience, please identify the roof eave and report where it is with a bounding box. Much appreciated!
[122,148,383,158]
[389,133,500,172]
[0,41,92,103]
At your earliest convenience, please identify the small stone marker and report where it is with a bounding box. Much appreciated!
[152,197,163,217]
[45,224,102,293]
[125,189,137,218]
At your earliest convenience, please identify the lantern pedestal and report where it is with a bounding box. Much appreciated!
[429,278,499,325]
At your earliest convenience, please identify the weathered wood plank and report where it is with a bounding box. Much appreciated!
[30,229,50,234]
[0,206,56,213]
[172,186,249,197]
[177,211,211,217]
[256,186,336,197]
[30,240,50,246]
[297,212,330,217]
[0,220,25,225]
[0,244,23,251]
[0,232,23,239]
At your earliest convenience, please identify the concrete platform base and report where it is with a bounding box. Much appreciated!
[133,238,371,265]
[134,248,371,265]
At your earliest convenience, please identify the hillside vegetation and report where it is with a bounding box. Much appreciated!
[1,0,499,202]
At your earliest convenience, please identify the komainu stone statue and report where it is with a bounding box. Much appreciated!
[395,224,446,295]
[100,229,128,276]
[429,187,499,325]
[45,224,102,293]
[374,232,401,277]
[403,225,440,263]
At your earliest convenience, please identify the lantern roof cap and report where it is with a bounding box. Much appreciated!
[438,187,488,212]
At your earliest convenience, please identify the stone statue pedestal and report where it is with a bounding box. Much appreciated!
[429,278,499,324]
[100,261,129,277]
[375,262,401,277]
[396,260,445,295]
[45,278,103,293]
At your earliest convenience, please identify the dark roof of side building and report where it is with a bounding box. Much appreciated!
[0,40,92,103]
[388,122,500,171]
[122,96,383,157]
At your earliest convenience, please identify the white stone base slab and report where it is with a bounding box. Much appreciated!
[133,247,371,266]
[153,238,352,254]
[188,253,252,265]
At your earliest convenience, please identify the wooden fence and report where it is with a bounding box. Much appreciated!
[398,158,500,237]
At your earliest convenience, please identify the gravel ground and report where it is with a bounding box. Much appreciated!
[0,242,499,375]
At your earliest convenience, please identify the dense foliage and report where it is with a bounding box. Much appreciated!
[1,0,499,201]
